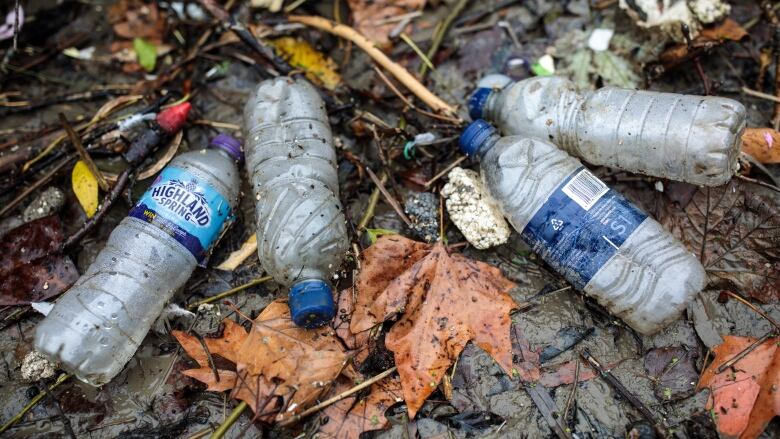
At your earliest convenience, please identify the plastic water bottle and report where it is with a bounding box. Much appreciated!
[34,135,243,385]
[243,77,348,328]
[460,120,706,334]
[468,75,746,186]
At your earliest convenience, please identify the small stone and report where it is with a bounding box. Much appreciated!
[21,351,58,382]
[688,0,730,24]
[22,187,65,223]
[404,192,440,243]
[441,167,511,250]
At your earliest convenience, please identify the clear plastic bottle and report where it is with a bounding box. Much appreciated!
[243,77,348,328]
[469,75,746,186]
[460,120,706,334]
[34,135,243,385]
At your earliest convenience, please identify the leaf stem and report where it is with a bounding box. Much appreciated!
[210,401,247,439]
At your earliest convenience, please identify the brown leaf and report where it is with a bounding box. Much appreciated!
[660,180,780,302]
[350,235,518,418]
[643,347,699,401]
[698,335,780,439]
[175,300,347,422]
[346,0,426,48]
[111,1,166,42]
[538,360,598,388]
[333,287,370,365]
[318,375,403,438]
[741,128,780,164]
[660,19,748,67]
[0,216,79,306]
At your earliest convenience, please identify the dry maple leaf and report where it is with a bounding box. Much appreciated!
[659,18,747,68]
[318,375,403,438]
[660,180,780,302]
[698,335,780,439]
[347,0,425,47]
[173,300,347,421]
[350,235,518,418]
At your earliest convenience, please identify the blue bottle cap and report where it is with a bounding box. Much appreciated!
[288,279,336,328]
[459,119,497,157]
[468,88,494,120]
[210,134,244,163]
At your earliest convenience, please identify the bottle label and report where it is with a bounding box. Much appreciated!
[129,166,232,265]
[520,168,647,289]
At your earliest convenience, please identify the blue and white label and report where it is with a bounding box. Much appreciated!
[129,167,232,265]
[520,167,647,290]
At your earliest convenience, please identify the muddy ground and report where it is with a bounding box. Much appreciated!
[1,0,779,438]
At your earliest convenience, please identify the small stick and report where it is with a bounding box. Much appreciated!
[357,173,387,234]
[366,167,412,227]
[424,155,467,188]
[722,290,780,331]
[210,401,247,439]
[187,276,273,310]
[38,378,76,439]
[524,383,572,439]
[277,366,397,426]
[562,359,580,425]
[716,332,775,374]
[59,113,109,191]
[372,66,461,124]
[420,0,470,77]
[62,167,131,250]
[0,374,72,434]
[742,86,780,104]
[289,15,457,116]
[580,350,668,438]
[736,174,780,194]
[399,32,435,72]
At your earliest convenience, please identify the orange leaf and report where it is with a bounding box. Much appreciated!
[741,128,780,164]
[350,235,518,418]
[174,300,347,422]
[318,376,403,438]
[698,335,780,439]
[660,19,748,67]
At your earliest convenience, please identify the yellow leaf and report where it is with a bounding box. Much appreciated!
[72,160,99,218]
[269,37,342,90]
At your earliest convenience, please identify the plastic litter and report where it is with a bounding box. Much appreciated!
[243,77,349,328]
[34,134,242,385]
[469,75,746,186]
[460,120,706,335]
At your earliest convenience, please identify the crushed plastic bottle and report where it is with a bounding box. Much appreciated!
[34,134,243,385]
[469,75,746,186]
[460,120,706,335]
[243,77,348,328]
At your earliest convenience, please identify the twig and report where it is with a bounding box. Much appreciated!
[716,332,775,374]
[12,0,20,50]
[580,350,668,438]
[742,86,780,104]
[0,155,74,218]
[420,0,470,77]
[524,384,572,439]
[722,290,780,331]
[62,167,131,250]
[210,401,247,439]
[562,359,580,425]
[736,174,780,194]
[366,167,411,227]
[38,378,76,439]
[216,234,258,271]
[288,15,457,116]
[0,374,72,434]
[278,366,397,427]
[399,32,435,72]
[187,276,273,310]
[59,113,109,191]
[357,173,387,234]
[372,66,461,124]
[424,155,468,188]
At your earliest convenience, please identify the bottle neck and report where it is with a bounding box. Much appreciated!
[476,133,500,160]
[482,92,499,123]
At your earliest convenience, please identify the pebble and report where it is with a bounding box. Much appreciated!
[404,192,440,243]
[21,351,58,382]
[22,187,65,223]
[441,167,511,250]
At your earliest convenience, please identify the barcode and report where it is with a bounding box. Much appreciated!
[562,169,609,211]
